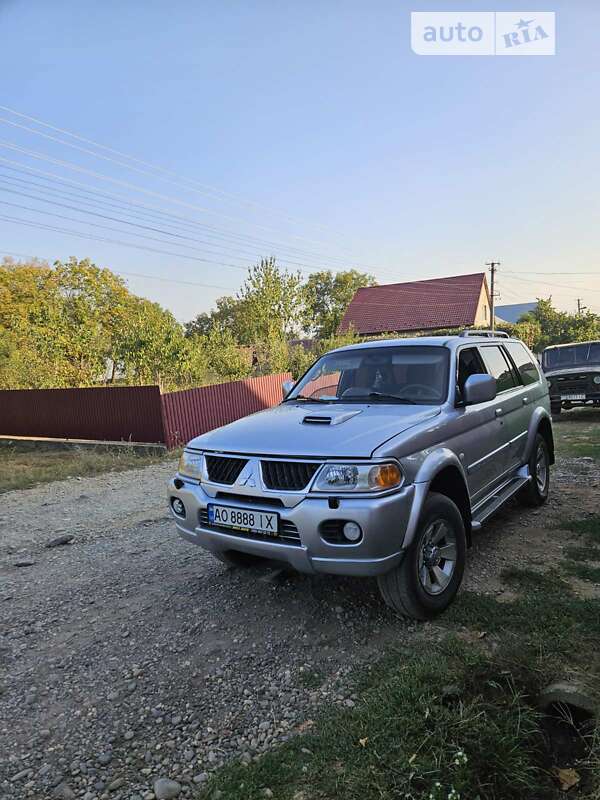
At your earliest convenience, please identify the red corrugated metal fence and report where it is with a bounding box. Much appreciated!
[0,385,164,443]
[0,373,291,448]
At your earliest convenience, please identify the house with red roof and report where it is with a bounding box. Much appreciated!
[338,273,492,336]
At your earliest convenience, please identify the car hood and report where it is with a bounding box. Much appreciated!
[545,365,600,378]
[187,402,442,458]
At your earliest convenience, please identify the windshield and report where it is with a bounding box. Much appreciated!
[543,342,600,371]
[287,345,450,405]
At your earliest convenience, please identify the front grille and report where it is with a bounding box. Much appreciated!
[205,455,247,485]
[261,460,320,491]
[199,509,301,546]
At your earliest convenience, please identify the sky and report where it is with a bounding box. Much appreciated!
[0,0,599,322]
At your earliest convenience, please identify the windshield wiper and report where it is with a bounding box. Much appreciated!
[363,392,417,404]
[283,394,331,403]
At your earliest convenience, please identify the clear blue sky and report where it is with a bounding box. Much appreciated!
[0,0,599,321]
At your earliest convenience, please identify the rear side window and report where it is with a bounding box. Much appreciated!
[505,342,540,386]
[480,346,518,392]
[457,347,487,397]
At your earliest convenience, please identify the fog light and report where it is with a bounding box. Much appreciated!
[171,497,186,517]
[594,375,600,385]
[343,521,362,542]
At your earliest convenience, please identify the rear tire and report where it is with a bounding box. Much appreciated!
[517,433,550,507]
[377,493,466,620]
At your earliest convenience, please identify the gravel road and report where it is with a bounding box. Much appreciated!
[1,453,598,800]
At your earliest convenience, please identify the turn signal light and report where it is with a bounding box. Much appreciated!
[370,463,402,489]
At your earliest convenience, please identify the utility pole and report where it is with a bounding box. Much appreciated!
[485,261,500,332]
[576,298,586,315]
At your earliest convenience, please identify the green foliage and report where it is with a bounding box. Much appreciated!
[302,269,377,338]
[201,325,252,382]
[0,257,209,390]
[520,298,600,351]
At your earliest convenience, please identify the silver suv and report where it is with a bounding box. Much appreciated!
[168,332,554,620]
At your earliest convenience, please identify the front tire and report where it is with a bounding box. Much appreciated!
[517,433,550,507]
[377,493,467,620]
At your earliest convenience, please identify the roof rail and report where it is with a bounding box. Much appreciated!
[459,329,510,339]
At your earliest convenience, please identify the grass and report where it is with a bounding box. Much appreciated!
[558,515,600,545]
[199,566,600,800]
[0,446,175,493]
[553,409,600,461]
[200,640,548,800]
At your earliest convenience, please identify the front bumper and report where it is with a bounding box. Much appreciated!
[167,478,415,576]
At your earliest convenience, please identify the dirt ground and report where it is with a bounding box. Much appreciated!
[1,417,599,800]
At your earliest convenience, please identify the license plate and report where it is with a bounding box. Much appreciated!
[561,393,585,400]
[207,504,279,536]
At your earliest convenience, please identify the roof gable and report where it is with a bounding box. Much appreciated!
[339,273,488,335]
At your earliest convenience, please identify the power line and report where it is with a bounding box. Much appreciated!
[0,104,354,245]
[0,133,355,257]
[502,272,600,295]
[0,159,361,269]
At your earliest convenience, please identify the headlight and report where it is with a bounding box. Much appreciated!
[178,450,204,480]
[593,375,600,385]
[312,461,403,493]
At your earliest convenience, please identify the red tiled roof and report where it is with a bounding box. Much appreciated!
[338,273,488,335]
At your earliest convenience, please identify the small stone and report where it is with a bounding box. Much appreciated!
[193,772,209,784]
[107,776,125,791]
[14,560,35,568]
[153,777,181,799]
[11,768,33,781]
[263,790,274,798]
[97,753,112,766]
[53,784,76,800]
[45,534,75,548]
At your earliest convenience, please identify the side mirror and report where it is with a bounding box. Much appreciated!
[282,379,294,399]
[463,374,496,405]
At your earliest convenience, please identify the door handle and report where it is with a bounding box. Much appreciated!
[495,407,503,417]
[522,396,530,405]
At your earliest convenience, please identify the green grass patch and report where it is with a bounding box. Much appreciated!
[199,568,600,800]
[200,641,550,800]
[557,515,600,545]
[0,446,174,492]
[563,562,600,584]
[553,416,600,461]
[563,545,600,563]
[297,668,325,691]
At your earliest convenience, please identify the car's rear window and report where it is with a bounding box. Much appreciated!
[505,341,540,386]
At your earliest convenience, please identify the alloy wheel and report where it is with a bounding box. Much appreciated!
[417,518,457,596]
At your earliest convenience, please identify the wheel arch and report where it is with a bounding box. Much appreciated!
[406,450,472,547]
[525,408,555,465]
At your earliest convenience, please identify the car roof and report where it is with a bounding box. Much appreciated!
[329,334,523,355]
[543,339,600,351]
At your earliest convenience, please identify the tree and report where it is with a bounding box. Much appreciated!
[202,325,252,381]
[302,269,377,338]
[520,298,600,351]
[0,257,209,390]
[234,257,304,345]
[185,296,241,338]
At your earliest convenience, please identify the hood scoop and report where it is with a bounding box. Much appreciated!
[302,409,363,426]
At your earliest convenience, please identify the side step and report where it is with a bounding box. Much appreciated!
[471,472,531,531]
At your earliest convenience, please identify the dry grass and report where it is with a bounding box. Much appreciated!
[0,446,173,493]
